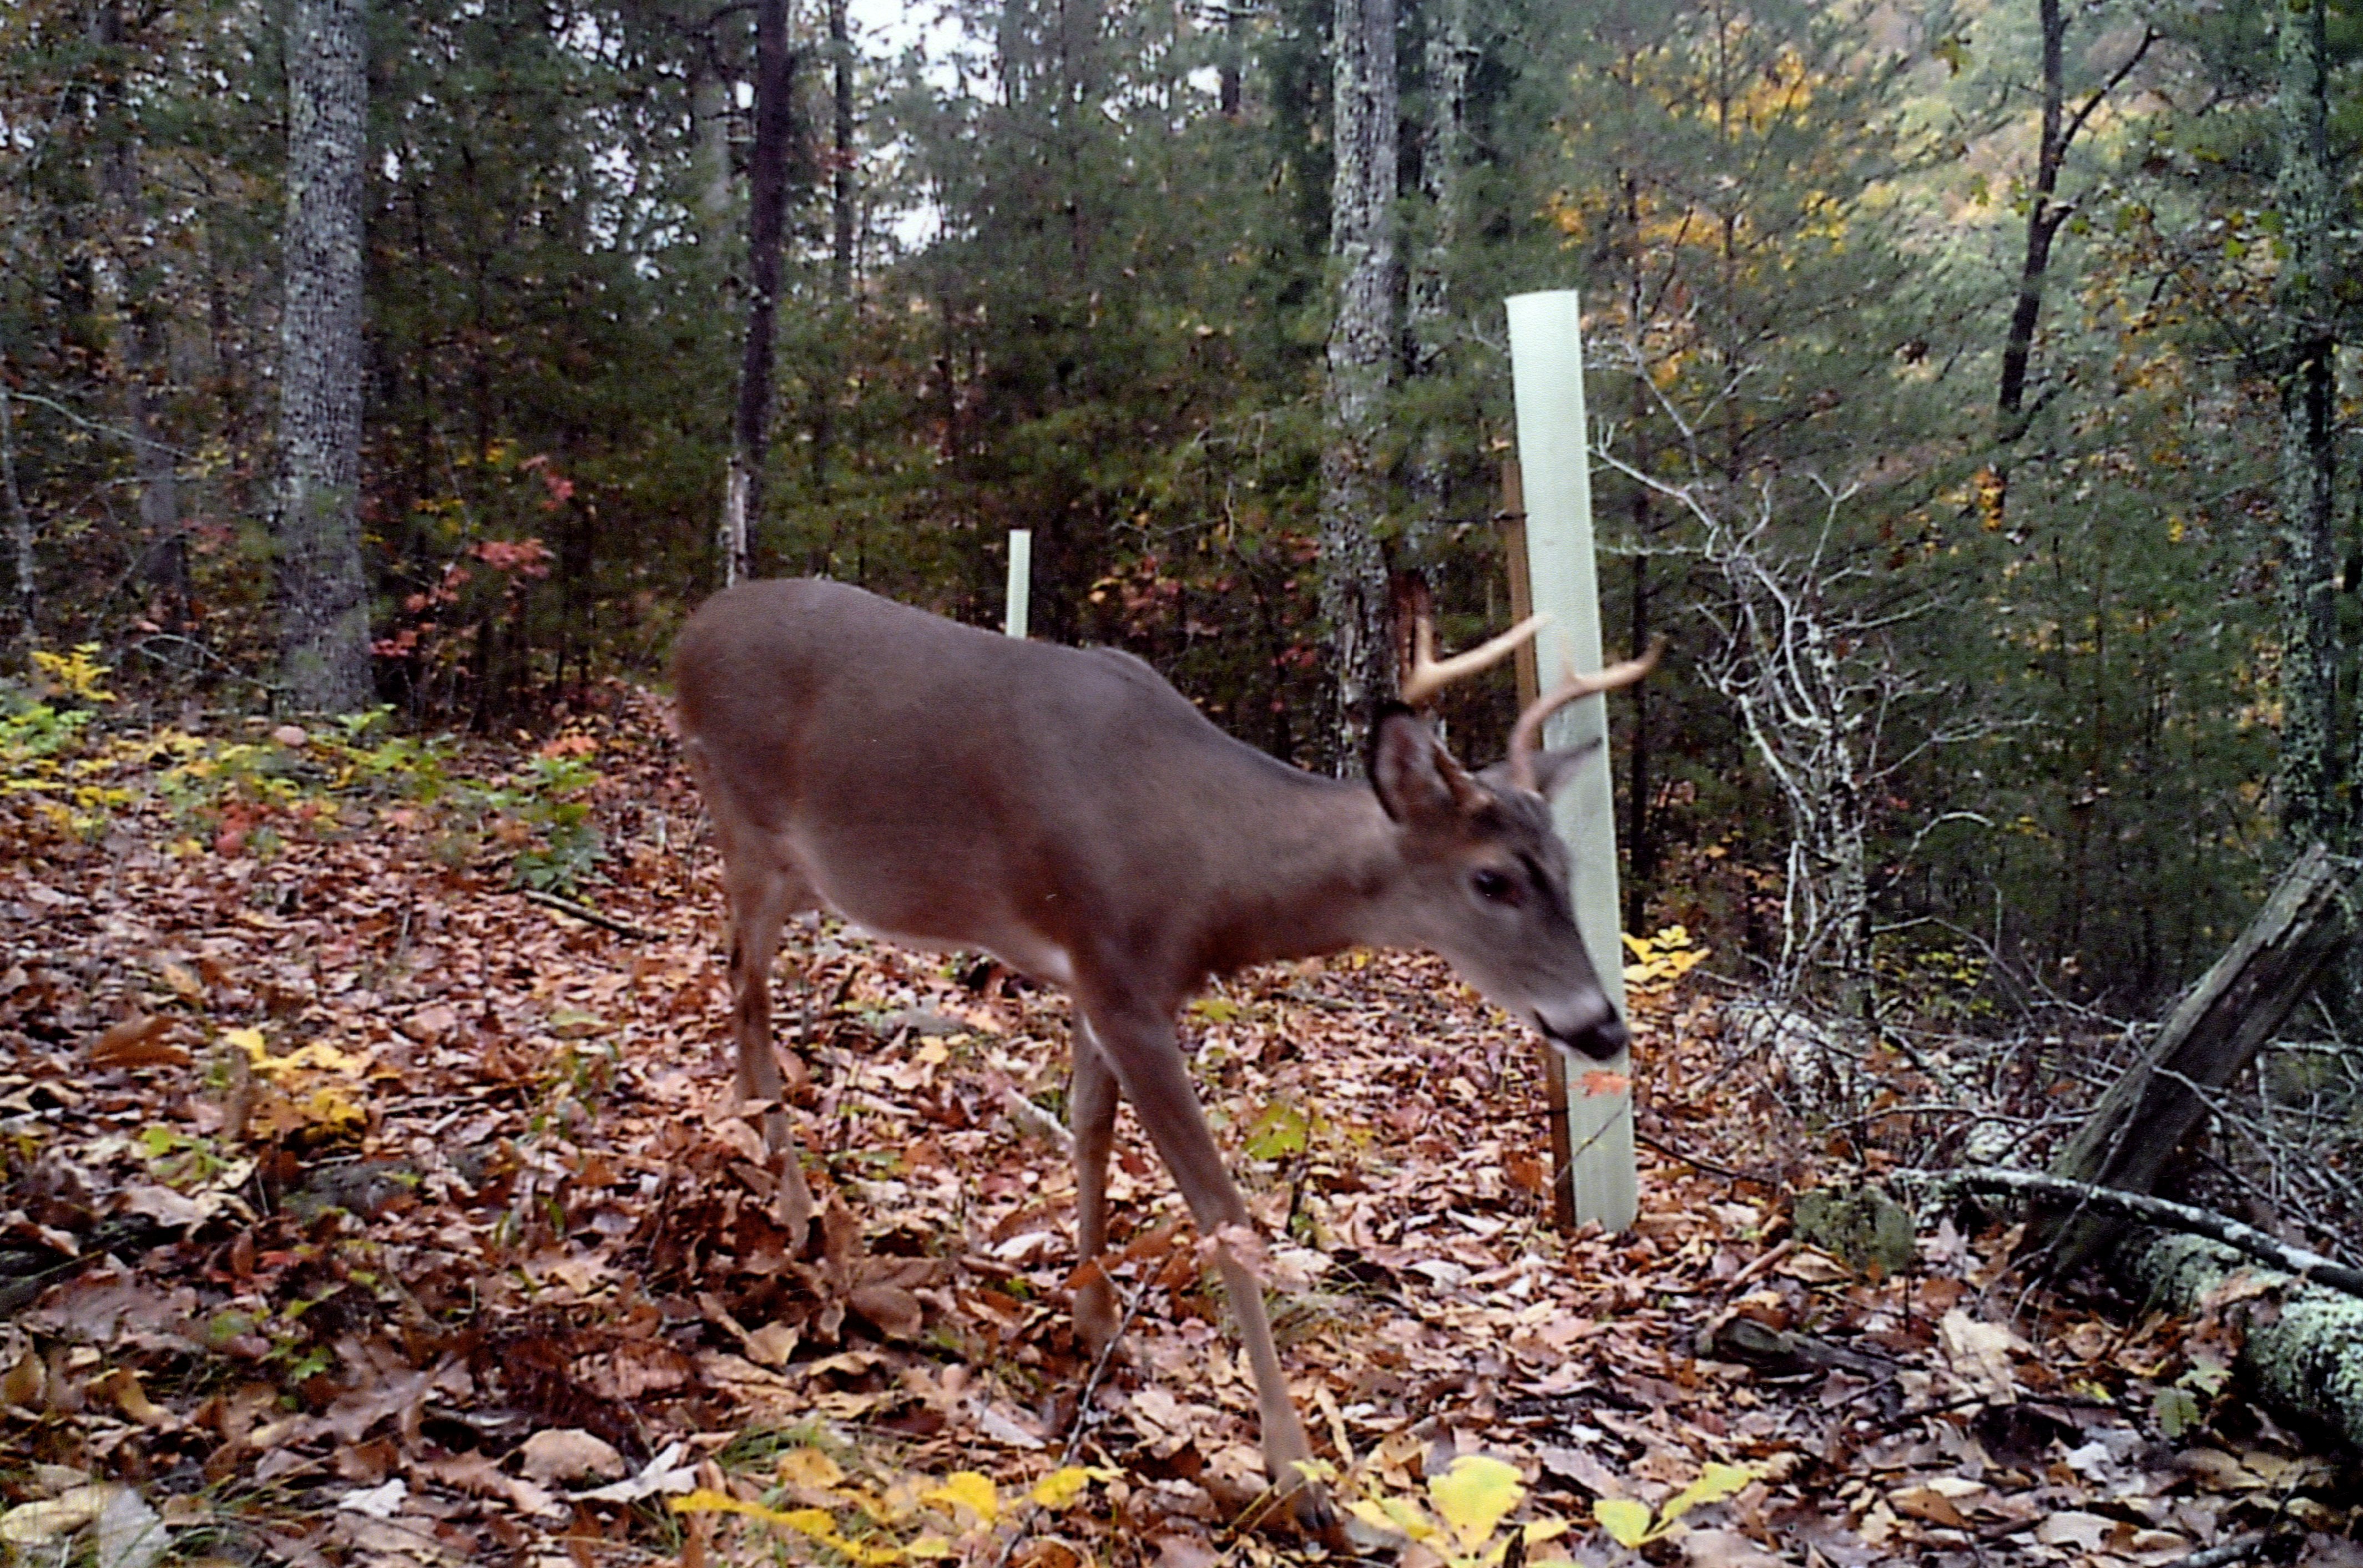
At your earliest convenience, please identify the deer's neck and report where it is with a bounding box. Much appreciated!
[1196,776,1414,973]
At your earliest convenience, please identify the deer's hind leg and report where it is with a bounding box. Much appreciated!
[723,853,820,1248]
[1070,1021,1123,1358]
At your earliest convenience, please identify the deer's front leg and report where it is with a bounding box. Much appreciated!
[1080,1002,1335,1539]
[1070,1023,1123,1358]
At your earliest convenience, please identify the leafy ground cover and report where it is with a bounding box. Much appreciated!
[1,686,2357,1567]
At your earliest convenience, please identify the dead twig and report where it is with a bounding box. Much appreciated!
[517,887,662,942]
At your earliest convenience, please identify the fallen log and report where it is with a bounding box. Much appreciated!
[2118,1228,2363,1453]
[1897,1168,2363,1453]
[2025,842,2355,1273]
[1905,1167,2363,1298]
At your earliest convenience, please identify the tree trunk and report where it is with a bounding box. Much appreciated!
[829,0,855,301]
[2275,0,2338,851]
[692,59,735,244]
[275,0,374,711]
[94,2,189,629]
[2,387,32,666]
[1400,0,1467,568]
[1219,0,1244,117]
[1993,0,2066,438]
[1317,0,1398,772]
[721,0,794,589]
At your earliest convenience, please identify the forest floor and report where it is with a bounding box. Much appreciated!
[1,686,2358,1568]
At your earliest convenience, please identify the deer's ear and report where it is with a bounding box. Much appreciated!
[1371,707,1488,825]
[1524,739,1603,801]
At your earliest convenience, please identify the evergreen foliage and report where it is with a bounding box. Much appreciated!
[1,0,2358,1010]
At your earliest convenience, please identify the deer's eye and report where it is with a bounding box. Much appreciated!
[1472,868,1518,904]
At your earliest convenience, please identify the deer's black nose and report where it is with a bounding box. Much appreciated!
[1541,1008,1628,1061]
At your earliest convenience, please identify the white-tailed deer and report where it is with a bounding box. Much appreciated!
[674,578,1657,1532]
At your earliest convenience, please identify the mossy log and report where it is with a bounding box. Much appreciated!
[2118,1227,2363,1453]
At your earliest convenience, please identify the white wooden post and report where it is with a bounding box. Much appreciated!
[1506,290,1638,1233]
[1004,529,1032,639]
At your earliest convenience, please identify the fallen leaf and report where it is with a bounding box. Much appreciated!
[336,1478,407,1519]
[1,1484,113,1544]
[1428,1455,1524,1550]
[925,1470,998,1524]
[88,1016,187,1070]
[1889,1485,1968,1530]
[95,1484,168,1568]
[2034,1511,2114,1550]
[517,1428,627,1485]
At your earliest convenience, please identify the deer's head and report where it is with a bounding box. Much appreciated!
[1370,621,1664,1062]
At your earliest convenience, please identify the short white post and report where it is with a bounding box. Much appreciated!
[1506,289,1638,1234]
[1004,529,1033,639]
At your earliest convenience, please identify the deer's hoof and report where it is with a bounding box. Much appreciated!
[1290,1483,1344,1546]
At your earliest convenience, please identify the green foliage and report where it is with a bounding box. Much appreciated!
[6,0,2360,1010]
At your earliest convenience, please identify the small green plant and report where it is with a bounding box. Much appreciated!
[504,751,604,891]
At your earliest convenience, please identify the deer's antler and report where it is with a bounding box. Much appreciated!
[1399,613,1550,707]
[1507,635,1667,793]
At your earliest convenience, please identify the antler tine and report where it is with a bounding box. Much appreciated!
[1399,613,1551,708]
[1507,634,1668,793]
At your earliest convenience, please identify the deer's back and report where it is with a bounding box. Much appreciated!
[674,578,1289,983]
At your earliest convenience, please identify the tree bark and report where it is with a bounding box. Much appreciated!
[691,58,735,245]
[2119,1228,2363,1451]
[275,0,374,711]
[721,0,793,589]
[1317,0,1398,772]
[1219,0,1245,117]
[1993,0,2067,436]
[2,387,32,667]
[829,0,855,301]
[1400,0,1468,568]
[2275,0,2338,850]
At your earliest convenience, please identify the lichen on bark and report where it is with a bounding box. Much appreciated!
[2121,1228,2363,1451]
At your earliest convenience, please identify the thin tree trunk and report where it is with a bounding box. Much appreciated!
[93,1,188,626]
[1,387,32,666]
[275,0,374,711]
[1317,0,1398,772]
[693,60,734,237]
[1219,0,1244,117]
[722,0,793,588]
[1993,0,2067,436]
[829,0,855,301]
[1401,0,1467,567]
[2275,0,2337,849]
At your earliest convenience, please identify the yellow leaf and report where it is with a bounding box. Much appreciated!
[924,1471,998,1524]
[1028,1466,1118,1509]
[303,1085,366,1131]
[778,1508,841,1538]
[1659,1462,1759,1526]
[1430,1454,1524,1550]
[668,1490,826,1531]
[1592,1496,1659,1547]
[777,1446,845,1490]
[1367,1495,1441,1542]
[904,1532,956,1559]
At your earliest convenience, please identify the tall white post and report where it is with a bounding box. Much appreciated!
[1506,290,1638,1233]
[1004,529,1033,639]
